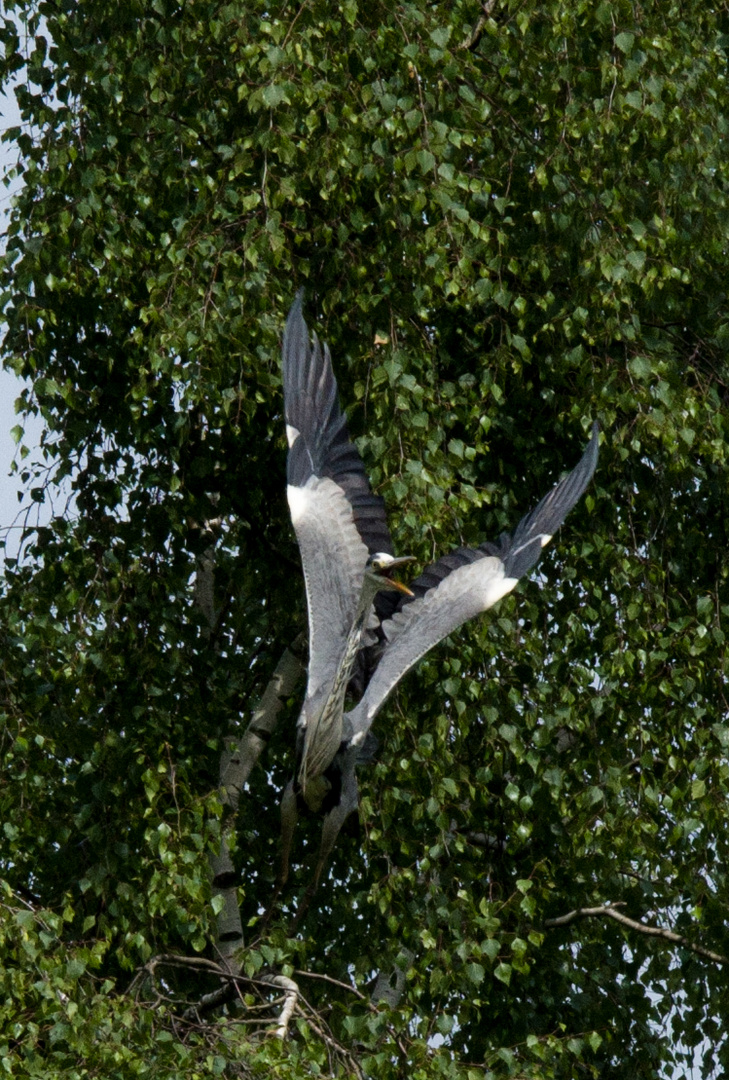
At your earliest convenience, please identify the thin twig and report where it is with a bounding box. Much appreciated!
[545,903,727,965]
[293,967,409,1058]
[293,969,368,1001]
[128,951,227,994]
[281,0,309,49]
[297,1005,365,1080]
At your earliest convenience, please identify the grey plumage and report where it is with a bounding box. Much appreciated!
[278,293,412,899]
[282,291,412,803]
[296,552,412,795]
[345,422,600,744]
[279,290,599,908]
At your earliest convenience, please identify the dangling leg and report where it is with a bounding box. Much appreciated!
[278,777,298,888]
[262,778,298,926]
[291,756,360,929]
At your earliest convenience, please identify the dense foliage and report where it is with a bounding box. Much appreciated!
[1,1,728,1076]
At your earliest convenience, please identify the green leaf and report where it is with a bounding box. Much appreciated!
[494,963,512,986]
[342,0,358,26]
[262,83,285,108]
[696,595,713,618]
[615,31,635,53]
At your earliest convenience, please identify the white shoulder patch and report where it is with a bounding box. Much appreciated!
[483,573,519,607]
[287,483,314,524]
[286,423,300,449]
[451,556,517,611]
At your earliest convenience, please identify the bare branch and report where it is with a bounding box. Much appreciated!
[180,977,239,1020]
[295,998,365,1080]
[260,974,299,1038]
[460,0,496,51]
[194,526,221,633]
[211,635,305,967]
[134,954,297,1033]
[220,633,305,814]
[545,903,728,965]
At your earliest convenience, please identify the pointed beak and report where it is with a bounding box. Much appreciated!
[388,555,415,571]
[383,555,415,596]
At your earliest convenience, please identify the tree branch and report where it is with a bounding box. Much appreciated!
[370,948,414,1009]
[192,515,305,969]
[545,903,728,965]
[260,974,299,1038]
[294,969,368,1001]
[460,0,496,51]
[133,953,299,1035]
[211,635,305,966]
[293,989,366,1080]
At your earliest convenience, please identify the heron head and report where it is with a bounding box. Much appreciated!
[365,552,414,596]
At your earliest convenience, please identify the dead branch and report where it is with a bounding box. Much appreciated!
[460,0,496,50]
[132,953,300,1035]
[128,952,224,998]
[211,635,305,967]
[545,903,728,965]
[294,990,366,1080]
[294,967,409,1058]
[260,974,299,1038]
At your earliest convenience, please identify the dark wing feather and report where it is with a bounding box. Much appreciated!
[492,420,599,579]
[345,423,599,739]
[283,293,395,701]
[283,291,394,556]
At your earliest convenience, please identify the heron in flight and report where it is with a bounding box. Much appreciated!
[278,290,599,906]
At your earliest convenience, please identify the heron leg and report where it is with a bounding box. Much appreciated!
[314,779,359,888]
[291,764,360,930]
[278,777,298,887]
[261,779,299,928]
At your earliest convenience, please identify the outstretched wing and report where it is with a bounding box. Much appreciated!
[345,423,599,740]
[283,291,395,701]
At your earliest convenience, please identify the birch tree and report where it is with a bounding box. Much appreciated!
[1,1,728,1076]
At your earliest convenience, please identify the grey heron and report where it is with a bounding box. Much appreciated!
[278,290,599,906]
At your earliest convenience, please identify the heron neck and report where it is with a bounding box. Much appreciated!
[323,577,381,723]
[298,576,381,794]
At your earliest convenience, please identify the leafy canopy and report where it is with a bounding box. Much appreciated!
[1,0,728,1077]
